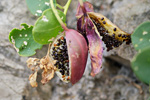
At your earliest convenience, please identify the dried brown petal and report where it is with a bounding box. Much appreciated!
[40,57,48,65]
[40,45,56,84]
[26,58,39,68]
[29,71,38,87]
[27,44,56,87]
[41,69,54,84]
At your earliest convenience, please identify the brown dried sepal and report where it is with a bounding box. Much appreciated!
[27,44,56,87]
[29,71,38,87]
[40,55,56,85]
[27,58,40,71]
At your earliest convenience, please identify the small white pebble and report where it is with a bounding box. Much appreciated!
[36,10,42,13]
[39,4,41,6]
[143,31,148,35]
[45,2,49,6]
[139,38,143,41]
[42,16,49,22]
[23,41,27,45]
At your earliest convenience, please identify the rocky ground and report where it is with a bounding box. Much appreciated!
[0,0,149,100]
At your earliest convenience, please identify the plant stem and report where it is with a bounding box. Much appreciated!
[78,0,86,14]
[50,0,68,31]
[64,0,72,15]
[56,4,64,9]
[56,0,72,15]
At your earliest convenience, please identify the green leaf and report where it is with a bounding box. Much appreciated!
[33,9,66,44]
[26,0,56,16]
[131,47,150,84]
[9,23,43,56]
[131,21,150,51]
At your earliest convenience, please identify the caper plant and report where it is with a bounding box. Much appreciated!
[9,0,150,87]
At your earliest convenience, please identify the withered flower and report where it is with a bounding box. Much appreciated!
[27,44,57,87]
[76,1,131,76]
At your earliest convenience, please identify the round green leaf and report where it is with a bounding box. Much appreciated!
[32,9,66,44]
[131,21,150,51]
[26,0,56,16]
[9,23,43,56]
[131,47,150,84]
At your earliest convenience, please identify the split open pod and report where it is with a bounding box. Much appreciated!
[76,1,131,76]
[50,29,88,84]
